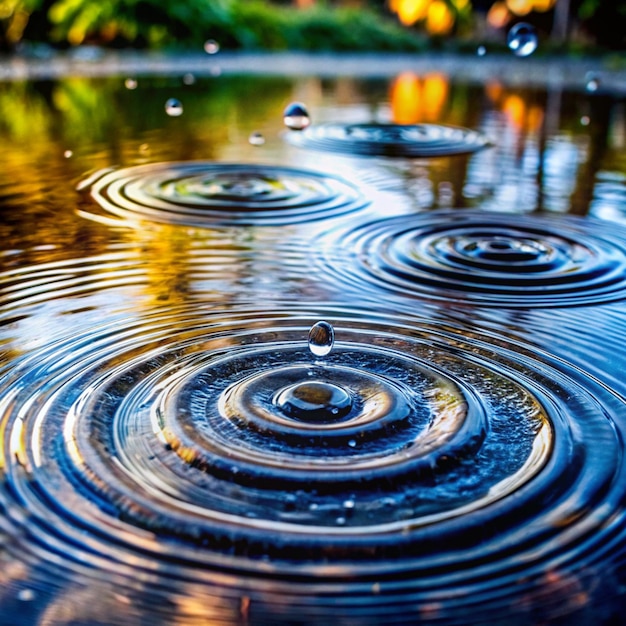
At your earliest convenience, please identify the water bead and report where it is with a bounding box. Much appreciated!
[477,45,486,56]
[204,39,220,54]
[586,73,600,93]
[275,380,352,423]
[124,78,138,90]
[165,98,183,117]
[63,150,73,158]
[283,102,311,131]
[507,23,538,57]
[182,73,196,85]
[248,131,265,146]
[308,321,334,357]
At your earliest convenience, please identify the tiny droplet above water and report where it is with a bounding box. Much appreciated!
[63,150,73,158]
[249,131,266,146]
[586,73,600,93]
[124,78,138,90]
[477,45,486,56]
[204,39,220,54]
[580,116,591,126]
[182,73,196,85]
[348,439,357,448]
[165,98,183,117]
[308,321,334,357]
[283,102,311,131]
[507,23,538,57]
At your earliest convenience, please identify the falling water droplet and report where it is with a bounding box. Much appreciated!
[336,516,346,526]
[124,78,138,90]
[249,131,266,146]
[586,73,600,93]
[283,102,311,131]
[348,439,357,448]
[308,321,334,357]
[507,23,538,57]
[343,498,355,510]
[580,115,591,126]
[165,98,183,117]
[477,45,486,56]
[63,150,73,158]
[204,39,220,54]
[182,73,196,85]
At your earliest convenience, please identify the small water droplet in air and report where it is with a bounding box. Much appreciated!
[124,77,138,90]
[204,39,220,54]
[343,499,355,509]
[165,98,183,117]
[336,516,346,526]
[348,439,357,448]
[283,102,311,130]
[182,73,196,85]
[308,321,334,357]
[507,23,538,57]
[17,589,35,602]
[585,73,600,92]
[477,45,486,56]
[249,131,265,146]
[63,150,73,158]
[309,502,319,511]
[371,583,381,595]
[580,115,590,126]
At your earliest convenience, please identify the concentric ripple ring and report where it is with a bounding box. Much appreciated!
[1,305,625,623]
[315,210,626,307]
[78,161,369,226]
[285,122,492,157]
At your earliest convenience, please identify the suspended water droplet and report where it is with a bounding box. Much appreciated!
[283,102,311,131]
[63,150,73,159]
[348,439,357,448]
[336,516,346,526]
[165,98,183,117]
[580,115,591,126]
[124,77,138,90]
[308,321,334,357]
[371,583,381,595]
[17,589,35,602]
[343,498,355,510]
[586,73,600,93]
[182,73,196,85]
[204,39,220,54]
[507,23,538,57]
[477,45,486,56]
[249,131,266,146]
[275,380,352,423]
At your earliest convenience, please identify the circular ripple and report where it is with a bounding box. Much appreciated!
[78,162,369,226]
[316,210,626,307]
[1,305,625,623]
[285,123,492,158]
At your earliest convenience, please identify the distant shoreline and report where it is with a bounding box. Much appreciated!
[1,50,625,94]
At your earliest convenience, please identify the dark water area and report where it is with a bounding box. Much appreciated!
[1,55,626,625]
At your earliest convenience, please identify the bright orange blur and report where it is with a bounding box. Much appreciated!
[390,72,449,124]
[507,0,557,14]
[501,93,544,132]
[427,0,454,34]
[389,0,430,26]
[487,1,512,28]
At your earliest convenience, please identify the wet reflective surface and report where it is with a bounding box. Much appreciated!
[0,63,626,624]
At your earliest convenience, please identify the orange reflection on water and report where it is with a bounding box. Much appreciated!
[502,93,544,133]
[390,72,449,124]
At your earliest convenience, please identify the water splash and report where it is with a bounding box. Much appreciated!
[78,162,369,227]
[285,123,491,157]
[315,210,626,308]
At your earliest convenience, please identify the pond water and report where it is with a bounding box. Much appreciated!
[1,54,626,625]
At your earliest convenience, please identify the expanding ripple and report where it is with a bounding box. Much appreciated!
[0,305,624,624]
[285,123,492,158]
[78,162,369,226]
[316,210,626,308]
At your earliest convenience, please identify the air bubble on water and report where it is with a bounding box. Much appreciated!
[308,321,334,358]
[586,73,600,93]
[124,78,138,90]
[283,102,311,131]
[182,73,196,85]
[477,45,486,56]
[17,589,35,602]
[343,499,355,510]
[249,131,266,146]
[204,39,220,54]
[165,98,183,117]
[309,503,319,511]
[507,23,538,57]
[63,150,73,158]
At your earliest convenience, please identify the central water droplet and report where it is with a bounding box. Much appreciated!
[204,39,220,54]
[275,380,352,423]
[283,102,311,131]
[308,321,334,358]
[165,98,183,117]
[507,23,538,57]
